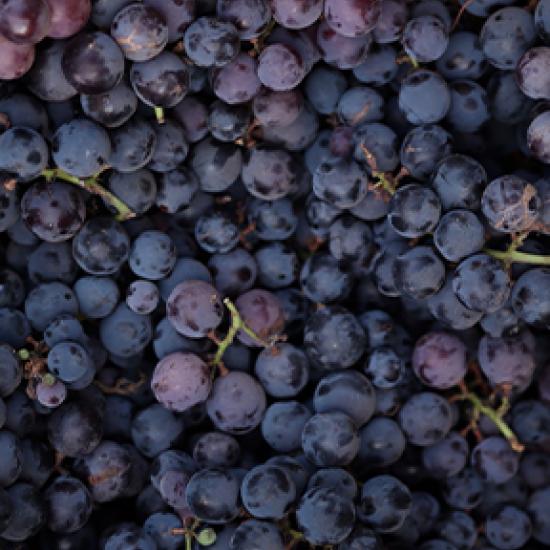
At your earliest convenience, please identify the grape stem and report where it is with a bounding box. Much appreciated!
[483,248,550,266]
[41,168,136,221]
[210,298,267,368]
[154,106,165,124]
[452,384,524,452]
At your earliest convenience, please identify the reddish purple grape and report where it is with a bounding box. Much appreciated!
[36,379,67,408]
[0,35,35,80]
[412,332,467,389]
[0,0,51,44]
[235,289,285,347]
[47,0,91,38]
[151,351,212,412]
[167,280,223,338]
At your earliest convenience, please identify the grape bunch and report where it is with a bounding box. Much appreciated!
[0,0,549,549]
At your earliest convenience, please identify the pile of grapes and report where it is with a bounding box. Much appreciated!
[0,0,549,549]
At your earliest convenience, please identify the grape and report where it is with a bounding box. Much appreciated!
[421,431,469,479]
[297,487,355,545]
[193,432,240,468]
[159,257,212,301]
[0,268,24,308]
[211,52,262,104]
[230,520,284,550]
[47,341,94,384]
[62,31,124,94]
[144,0,195,41]
[388,184,441,238]
[109,169,157,214]
[452,254,511,314]
[206,371,266,434]
[195,211,239,254]
[43,476,92,533]
[171,96,209,143]
[235,288,285,346]
[100,303,152,357]
[241,464,296,519]
[72,217,130,275]
[109,116,157,173]
[434,210,485,262]
[356,417,406,468]
[403,16,449,63]
[255,242,297,289]
[0,429,22,486]
[313,371,375,426]
[258,43,306,92]
[412,332,467,389]
[208,100,251,142]
[436,31,487,81]
[373,0,407,44]
[254,343,309,397]
[400,124,453,179]
[81,81,138,128]
[0,34,35,80]
[478,334,536,388]
[481,175,541,233]
[104,524,156,550]
[184,16,239,68]
[130,51,189,108]
[24,281,78,332]
[317,21,371,70]
[324,0,380,38]
[471,436,519,484]
[131,404,185,458]
[485,505,532,550]
[111,3,168,61]
[144,513,184,550]
[208,248,257,296]
[394,246,445,300]
[242,147,297,200]
[21,181,86,243]
[302,411,359,467]
[511,268,550,329]
[129,230,176,281]
[528,486,550,544]
[516,46,550,100]
[304,306,366,370]
[126,280,159,315]
[253,89,303,128]
[300,252,352,303]
[190,137,242,193]
[304,65,348,115]
[47,0,91,38]
[0,483,44,542]
[0,0,51,44]
[480,7,536,70]
[74,276,119,319]
[0,127,49,180]
[216,0,270,39]
[358,475,412,533]
[47,401,103,458]
[0,308,31,349]
[399,69,452,124]
[185,468,240,524]
[399,392,454,446]
[261,401,311,453]
[52,118,112,178]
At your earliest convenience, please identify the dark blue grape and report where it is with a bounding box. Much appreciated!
[109,116,157,173]
[195,211,239,253]
[81,81,137,128]
[302,411,359,466]
[229,519,284,550]
[356,417,406,468]
[148,119,189,172]
[0,127,48,180]
[185,468,240,524]
[211,52,261,105]
[317,20,371,69]
[217,0,270,39]
[436,31,487,81]
[143,513,184,550]
[0,483,44,542]
[261,401,311,453]
[111,3,168,61]
[358,475,412,533]
[434,210,485,262]
[241,464,296,519]
[485,505,532,550]
[297,487,356,545]
[300,253,352,303]
[24,281,78,331]
[402,15,449,62]
[399,392,454,446]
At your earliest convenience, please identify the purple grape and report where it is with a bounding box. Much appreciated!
[36,380,67,409]
[167,280,223,338]
[235,289,285,347]
[471,436,519,484]
[206,371,266,434]
[151,351,212,412]
[257,43,306,91]
[477,334,536,389]
[412,332,467,389]
[324,0,380,38]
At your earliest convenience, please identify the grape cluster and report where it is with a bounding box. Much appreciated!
[0,0,549,549]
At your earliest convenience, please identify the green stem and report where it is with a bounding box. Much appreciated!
[459,392,524,452]
[484,248,550,266]
[372,171,396,195]
[154,106,165,124]
[41,168,135,221]
[210,298,266,367]
[185,532,192,550]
